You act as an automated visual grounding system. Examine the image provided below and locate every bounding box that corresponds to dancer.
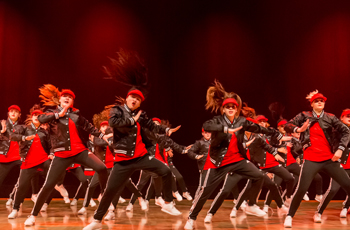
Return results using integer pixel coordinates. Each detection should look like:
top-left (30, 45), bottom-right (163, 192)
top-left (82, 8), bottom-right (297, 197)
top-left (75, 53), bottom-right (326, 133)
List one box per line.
top-left (316, 108), bottom-right (350, 218)
top-left (24, 85), bottom-right (109, 226)
top-left (83, 49), bottom-right (182, 230)
top-left (283, 90), bottom-right (350, 227)
top-left (184, 80), bottom-right (282, 229)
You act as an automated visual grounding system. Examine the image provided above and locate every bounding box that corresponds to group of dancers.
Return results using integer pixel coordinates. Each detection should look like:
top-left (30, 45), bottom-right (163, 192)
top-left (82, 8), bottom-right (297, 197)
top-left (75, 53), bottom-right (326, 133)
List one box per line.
top-left (1, 49), bottom-right (350, 229)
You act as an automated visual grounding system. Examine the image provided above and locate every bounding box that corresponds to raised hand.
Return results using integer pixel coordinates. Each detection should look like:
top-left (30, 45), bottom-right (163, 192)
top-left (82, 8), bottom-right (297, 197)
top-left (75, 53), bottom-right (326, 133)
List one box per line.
top-left (246, 137), bottom-right (256, 147)
top-left (1, 120), bottom-right (6, 133)
top-left (228, 126), bottom-right (243, 134)
top-left (167, 125), bottom-right (181, 136)
top-left (297, 119), bottom-right (310, 133)
top-left (132, 110), bottom-right (142, 122)
top-left (277, 147), bottom-right (288, 154)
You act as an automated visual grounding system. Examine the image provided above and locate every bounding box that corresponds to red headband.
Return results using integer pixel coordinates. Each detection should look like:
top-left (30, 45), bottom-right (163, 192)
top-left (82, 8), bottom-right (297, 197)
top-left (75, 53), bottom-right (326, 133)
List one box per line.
top-left (256, 115), bottom-right (268, 122)
top-left (61, 89), bottom-right (76, 99)
top-left (8, 105), bottom-right (21, 112)
top-left (222, 98), bottom-right (238, 107)
top-left (100, 121), bottom-right (109, 127)
top-left (310, 93), bottom-right (327, 104)
top-left (152, 118), bottom-right (161, 124)
top-left (341, 110), bottom-right (350, 117)
top-left (127, 89), bottom-right (145, 102)
top-left (277, 119), bottom-right (287, 127)
top-left (31, 110), bottom-right (43, 116)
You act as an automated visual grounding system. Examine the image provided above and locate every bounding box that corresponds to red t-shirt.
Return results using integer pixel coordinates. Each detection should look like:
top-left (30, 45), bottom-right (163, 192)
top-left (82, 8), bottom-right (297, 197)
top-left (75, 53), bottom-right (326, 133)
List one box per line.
top-left (260, 138), bottom-right (279, 169)
top-left (21, 135), bottom-right (49, 169)
top-left (55, 119), bottom-right (87, 158)
top-left (155, 144), bottom-right (168, 165)
top-left (304, 122), bottom-right (333, 162)
top-left (114, 122), bottom-right (148, 162)
top-left (67, 163), bottom-right (80, 171)
top-left (0, 141), bottom-right (21, 163)
top-left (204, 133), bottom-right (244, 169)
top-left (105, 147), bottom-right (114, 168)
top-left (286, 146), bottom-right (297, 166)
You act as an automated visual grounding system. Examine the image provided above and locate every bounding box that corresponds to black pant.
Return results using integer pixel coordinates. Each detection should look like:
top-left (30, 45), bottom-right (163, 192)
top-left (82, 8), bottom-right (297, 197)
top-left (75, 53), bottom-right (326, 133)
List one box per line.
top-left (194, 170), bottom-right (207, 200)
top-left (317, 169), bottom-right (350, 214)
top-left (189, 160), bottom-right (264, 220)
top-left (0, 160), bottom-right (21, 198)
top-left (145, 176), bottom-right (163, 201)
top-left (169, 164), bottom-right (188, 193)
top-left (110, 178), bottom-right (142, 209)
top-left (288, 159), bottom-right (350, 217)
top-left (68, 167), bottom-right (89, 200)
top-left (31, 150), bottom-right (108, 216)
top-left (94, 154), bottom-right (173, 220)
top-left (262, 165), bottom-right (294, 198)
top-left (207, 173), bottom-right (243, 215)
top-left (12, 160), bottom-right (52, 210)
top-left (129, 170), bottom-right (159, 205)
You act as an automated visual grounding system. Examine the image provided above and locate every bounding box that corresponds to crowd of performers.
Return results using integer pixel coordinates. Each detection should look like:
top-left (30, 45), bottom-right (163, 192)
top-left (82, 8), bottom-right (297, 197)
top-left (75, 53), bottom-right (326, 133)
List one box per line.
top-left (1, 49), bottom-right (350, 229)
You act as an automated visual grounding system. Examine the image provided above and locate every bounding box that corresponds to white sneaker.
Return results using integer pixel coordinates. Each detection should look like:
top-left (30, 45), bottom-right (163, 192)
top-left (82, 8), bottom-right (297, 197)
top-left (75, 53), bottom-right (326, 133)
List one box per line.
top-left (173, 192), bottom-right (183, 202)
top-left (97, 194), bottom-right (102, 202)
top-left (204, 213), bottom-right (213, 223)
top-left (240, 200), bottom-right (247, 211)
top-left (161, 202), bottom-right (182, 216)
top-left (41, 203), bottom-right (48, 212)
top-left (55, 184), bottom-right (69, 197)
top-left (90, 199), bottom-right (97, 207)
top-left (8, 210), bottom-right (18, 219)
top-left (183, 192), bottom-right (193, 201)
top-left (83, 219), bottom-right (102, 230)
top-left (315, 195), bottom-right (323, 202)
top-left (340, 208), bottom-right (348, 218)
top-left (184, 219), bottom-right (195, 230)
top-left (108, 204), bottom-right (115, 211)
top-left (104, 211), bottom-right (115, 221)
top-left (78, 207), bottom-right (87, 215)
top-left (70, 199), bottom-right (78, 206)
top-left (24, 215), bottom-right (36, 226)
top-left (277, 205), bottom-right (289, 214)
top-left (63, 196), bottom-right (70, 204)
top-left (230, 207), bottom-right (237, 218)
top-left (138, 197), bottom-right (148, 211)
top-left (118, 197), bottom-right (126, 204)
top-left (6, 198), bottom-right (13, 206)
top-left (284, 215), bottom-right (292, 228)
top-left (155, 197), bottom-right (165, 207)
top-left (245, 205), bottom-right (266, 217)
top-left (313, 213), bottom-right (322, 223)
top-left (284, 198), bottom-right (292, 207)
top-left (263, 205), bottom-right (269, 213)
top-left (126, 203), bottom-right (133, 212)
top-left (31, 194), bottom-right (38, 203)
top-left (303, 194), bottom-right (310, 201)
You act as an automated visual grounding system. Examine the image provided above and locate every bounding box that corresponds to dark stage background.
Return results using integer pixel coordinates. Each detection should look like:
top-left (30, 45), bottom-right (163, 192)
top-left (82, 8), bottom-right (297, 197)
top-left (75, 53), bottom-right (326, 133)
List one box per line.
top-left (0, 0), bottom-right (349, 200)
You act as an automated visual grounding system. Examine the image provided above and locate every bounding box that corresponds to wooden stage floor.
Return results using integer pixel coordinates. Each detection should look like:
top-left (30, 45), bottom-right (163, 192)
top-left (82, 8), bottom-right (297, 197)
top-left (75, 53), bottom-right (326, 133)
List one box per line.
top-left (0, 199), bottom-right (349, 229)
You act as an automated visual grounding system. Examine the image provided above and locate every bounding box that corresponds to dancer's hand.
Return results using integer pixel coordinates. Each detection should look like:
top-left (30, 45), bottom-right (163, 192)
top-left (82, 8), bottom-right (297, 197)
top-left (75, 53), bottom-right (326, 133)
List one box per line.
top-left (286, 142), bottom-right (293, 147)
top-left (132, 110), bottom-right (142, 122)
top-left (228, 126), bottom-right (243, 134)
top-left (246, 137), bottom-right (255, 147)
top-left (296, 157), bottom-right (301, 165)
top-left (196, 155), bottom-right (204, 160)
top-left (1, 120), bottom-right (6, 133)
top-left (48, 155), bottom-right (54, 160)
top-left (59, 103), bottom-right (71, 117)
top-left (332, 149), bottom-right (343, 162)
top-left (296, 119), bottom-right (309, 133)
top-left (281, 136), bottom-right (292, 142)
top-left (103, 134), bottom-right (113, 143)
top-left (274, 154), bottom-right (285, 162)
top-left (167, 125), bottom-right (181, 136)
top-left (277, 147), bottom-right (288, 154)
top-left (25, 135), bottom-right (36, 141)
top-left (182, 145), bottom-right (193, 154)
top-left (167, 149), bottom-right (174, 157)
top-left (267, 173), bottom-right (274, 179)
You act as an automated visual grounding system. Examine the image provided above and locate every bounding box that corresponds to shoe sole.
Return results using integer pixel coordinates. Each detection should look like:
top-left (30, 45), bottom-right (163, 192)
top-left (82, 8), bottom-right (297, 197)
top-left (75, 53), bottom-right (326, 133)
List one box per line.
top-left (161, 208), bottom-right (182, 216)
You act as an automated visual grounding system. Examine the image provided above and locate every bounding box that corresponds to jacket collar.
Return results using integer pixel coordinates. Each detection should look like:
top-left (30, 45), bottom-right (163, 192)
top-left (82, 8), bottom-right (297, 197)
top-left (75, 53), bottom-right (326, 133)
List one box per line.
top-left (57, 106), bottom-right (72, 113)
top-left (223, 114), bottom-right (235, 125)
top-left (31, 122), bottom-right (40, 131)
top-left (312, 110), bottom-right (324, 119)
top-left (124, 104), bottom-right (131, 113)
top-left (8, 118), bottom-right (17, 126)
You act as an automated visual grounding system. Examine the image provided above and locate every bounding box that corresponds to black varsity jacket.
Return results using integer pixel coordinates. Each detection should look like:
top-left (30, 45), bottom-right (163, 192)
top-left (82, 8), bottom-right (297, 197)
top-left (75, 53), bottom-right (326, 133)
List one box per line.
top-left (187, 138), bottom-right (210, 171)
top-left (0, 119), bottom-right (22, 156)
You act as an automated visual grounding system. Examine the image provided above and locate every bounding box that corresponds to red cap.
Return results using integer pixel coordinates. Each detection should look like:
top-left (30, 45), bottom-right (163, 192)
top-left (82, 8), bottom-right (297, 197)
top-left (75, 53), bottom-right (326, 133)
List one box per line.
top-left (277, 119), bottom-right (287, 127)
top-left (8, 105), bottom-right (21, 112)
top-left (310, 93), bottom-right (327, 103)
top-left (100, 121), bottom-right (109, 127)
top-left (222, 98), bottom-right (238, 107)
top-left (31, 110), bottom-right (43, 116)
top-left (152, 118), bottom-right (161, 124)
top-left (127, 89), bottom-right (145, 102)
top-left (256, 115), bottom-right (268, 122)
top-left (60, 89), bottom-right (76, 99)
top-left (341, 109), bottom-right (350, 117)
top-left (246, 117), bottom-right (258, 124)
